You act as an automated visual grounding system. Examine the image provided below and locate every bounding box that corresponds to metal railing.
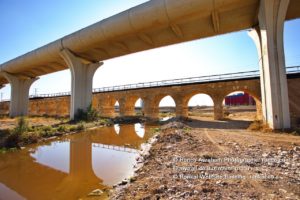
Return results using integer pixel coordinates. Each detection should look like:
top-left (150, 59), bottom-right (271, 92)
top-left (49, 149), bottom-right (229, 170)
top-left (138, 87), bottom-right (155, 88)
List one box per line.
top-left (3, 65), bottom-right (299, 100)
top-left (29, 92), bottom-right (71, 98)
top-left (92, 69), bottom-right (260, 93)
top-left (92, 143), bottom-right (138, 153)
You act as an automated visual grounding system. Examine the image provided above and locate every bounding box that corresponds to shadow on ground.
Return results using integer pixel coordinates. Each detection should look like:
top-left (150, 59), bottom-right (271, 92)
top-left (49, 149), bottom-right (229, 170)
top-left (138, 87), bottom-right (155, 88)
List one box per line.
top-left (186, 118), bottom-right (252, 130)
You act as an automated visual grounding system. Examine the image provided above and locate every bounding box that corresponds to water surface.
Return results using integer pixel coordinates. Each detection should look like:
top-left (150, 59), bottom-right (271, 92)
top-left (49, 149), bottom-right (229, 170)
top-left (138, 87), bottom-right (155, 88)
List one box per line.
top-left (0, 123), bottom-right (155, 200)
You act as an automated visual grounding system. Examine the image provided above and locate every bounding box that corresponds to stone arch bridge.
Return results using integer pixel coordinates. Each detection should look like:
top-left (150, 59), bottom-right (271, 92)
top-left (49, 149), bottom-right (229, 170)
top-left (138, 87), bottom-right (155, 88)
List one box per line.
top-left (1, 68), bottom-right (299, 125)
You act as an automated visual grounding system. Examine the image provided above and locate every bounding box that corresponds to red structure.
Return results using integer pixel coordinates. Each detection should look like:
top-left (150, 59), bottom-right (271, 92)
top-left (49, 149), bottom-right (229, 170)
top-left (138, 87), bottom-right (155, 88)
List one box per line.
top-left (225, 92), bottom-right (255, 106)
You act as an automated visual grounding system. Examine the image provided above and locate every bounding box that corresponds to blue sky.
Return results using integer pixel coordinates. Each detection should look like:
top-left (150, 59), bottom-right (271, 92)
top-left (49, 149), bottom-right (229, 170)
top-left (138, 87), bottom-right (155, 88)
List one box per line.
top-left (0, 0), bottom-right (299, 106)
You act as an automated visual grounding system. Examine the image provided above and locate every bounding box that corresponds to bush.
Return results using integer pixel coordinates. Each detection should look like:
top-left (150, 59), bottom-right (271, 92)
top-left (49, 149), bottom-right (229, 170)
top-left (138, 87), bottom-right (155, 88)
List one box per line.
top-left (76, 122), bottom-right (86, 131)
top-left (57, 125), bottom-right (69, 132)
top-left (4, 117), bottom-right (29, 148)
top-left (22, 132), bottom-right (39, 144)
top-left (74, 104), bottom-right (98, 122)
top-left (87, 104), bottom-right (98, 122)
top-left (4, 132), bottom-right (21, 148)
top-left (40, 126), bottom-right (56, 137)
top-left (74, 109), bottom-right (86, 121)
top-left (14, 117), bottom-right (29, 135)
top-left (69, 125), bottom-right (78, 132)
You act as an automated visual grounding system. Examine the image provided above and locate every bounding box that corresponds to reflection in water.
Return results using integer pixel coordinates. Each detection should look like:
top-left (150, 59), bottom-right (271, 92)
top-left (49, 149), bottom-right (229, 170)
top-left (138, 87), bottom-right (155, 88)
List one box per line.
top-left (114, 124), bottom-right (120, 134)
top-left (31, 140), bottom-right (70, 173)
top-left (0, 183), bottom-right (24, 200)
top-left (0, 123), bottom-right (156, 200)
top-left (161, 116), bottom-right (172, 121)
top-left (135, 123), bottom-right (145, 138)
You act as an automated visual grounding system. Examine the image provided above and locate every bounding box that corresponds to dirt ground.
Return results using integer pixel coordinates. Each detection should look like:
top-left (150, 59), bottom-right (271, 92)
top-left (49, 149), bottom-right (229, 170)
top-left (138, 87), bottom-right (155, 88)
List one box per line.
top-left (0, 116), bottom-right (64, 130)
top-left (111, 112), bottom-right (300, 199)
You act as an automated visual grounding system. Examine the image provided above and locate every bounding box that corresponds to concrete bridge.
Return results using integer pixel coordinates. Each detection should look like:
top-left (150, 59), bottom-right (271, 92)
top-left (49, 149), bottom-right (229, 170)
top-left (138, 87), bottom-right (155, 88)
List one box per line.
top-left (1, 67), bottom-right (300, 126)
top-left (0, 0), bottom-right (300, 129)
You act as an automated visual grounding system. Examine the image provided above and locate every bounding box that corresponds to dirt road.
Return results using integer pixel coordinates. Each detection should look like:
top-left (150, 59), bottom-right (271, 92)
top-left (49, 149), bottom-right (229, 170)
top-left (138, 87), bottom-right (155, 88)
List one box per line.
top-left (112, 116), bottom-right (300, 200)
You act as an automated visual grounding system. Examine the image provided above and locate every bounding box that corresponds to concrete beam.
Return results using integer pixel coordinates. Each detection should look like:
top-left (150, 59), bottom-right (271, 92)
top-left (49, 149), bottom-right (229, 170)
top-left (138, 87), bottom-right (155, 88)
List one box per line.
top-left (170, 24), bottom-right (184, 38)
top-left (138, 34), bottom-right (154, 46)
top-left (60, 49), bottom-right (103, 120)
top-left (211, 11), bottom-right (220, 33)
top-left (0, 72), bottom-right (38, 117)
top-left (248, 0), bottom-right (290, 129)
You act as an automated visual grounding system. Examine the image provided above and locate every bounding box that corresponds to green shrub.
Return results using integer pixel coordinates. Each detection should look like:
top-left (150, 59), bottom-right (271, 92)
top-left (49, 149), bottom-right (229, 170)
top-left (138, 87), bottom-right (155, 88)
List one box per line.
top-left (4, 117), bottom-right (28, 148)
top-left (22, 132), bottom-right (39, 144)
top-left (152, 127), bottom-right (161, 133)
top-left (74, 108), bottom-right (86, 121)
top-left (74, 104), bottom-right (98, 122)
top-left (99, 118), bottom-right (113, 125)
top-left (4, 132), bottom-right (21, 148)
top-left (87, 104), bottom-right (98, 122)
top-left (69, 125), bottom-right (77, 132)
top-left (40, 126), bottom-right (56, 137)
top-left (14, 117), bottom-right (28, 135)
top-left (76, 122), bottom-right (86, 131)
top-left (57, 125), bottom-right (68, 132)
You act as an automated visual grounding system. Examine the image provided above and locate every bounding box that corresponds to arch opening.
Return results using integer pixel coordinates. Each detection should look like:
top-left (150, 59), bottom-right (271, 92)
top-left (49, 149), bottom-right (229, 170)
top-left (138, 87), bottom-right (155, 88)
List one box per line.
top-left (134, 98), bottom-right (144, 116)
top-left (187, 93), bottom-right (214, 119)
top-left (114, 101), bottom-right (120, 116)
top-left (134, 123), bottom-right (145, 138)
top-left (222, 91), bottom-right (260, 121)
top-left (158, 95), bottom-right (176, 120)
top-left (114, 124), bottom-right (120, 134)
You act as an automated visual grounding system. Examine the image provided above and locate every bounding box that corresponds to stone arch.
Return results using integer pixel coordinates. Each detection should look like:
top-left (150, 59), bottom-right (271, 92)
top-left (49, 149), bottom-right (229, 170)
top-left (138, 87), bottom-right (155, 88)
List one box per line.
top-left (222, 89), bottom-right (262, 120)
top-left (114, 100), bottom-right (120, 116)
top-left (134, 98), bottom-right (144, 116)
top-left (171, 91), bottom-right (214, 119)
top-left (185, 92), bottom-right (214, 119)
top-left (134, 123), bottom-right (145, 138)
top-left (97, 95), bottom-right (118, 118)
top-left (143, 94), bottom-right (176, 120)
top-left (119, 95), bottom-right (141, 117)
top-left (114, 124), bottom-right (120, 134)
top-left (159, 95), bottom-right (176, 119)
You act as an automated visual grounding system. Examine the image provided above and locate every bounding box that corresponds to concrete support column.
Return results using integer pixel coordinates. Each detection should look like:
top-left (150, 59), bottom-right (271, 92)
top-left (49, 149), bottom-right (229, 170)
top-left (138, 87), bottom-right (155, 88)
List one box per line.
top-left (1, 72), bottom-right (38, 117)
top-left (213, 98), bottom-right (223, 120)
top-left (60, 49), bottom-right (103, 120)
top-left (248, 0), bottom-right (290, 129)
top-left (69, 136), bottom-right (96, 179)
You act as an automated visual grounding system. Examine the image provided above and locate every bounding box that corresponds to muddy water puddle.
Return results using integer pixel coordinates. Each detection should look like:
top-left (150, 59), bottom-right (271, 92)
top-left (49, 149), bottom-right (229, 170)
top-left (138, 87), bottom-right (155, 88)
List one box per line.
top-left (0, 123), bottom-right (156, 200)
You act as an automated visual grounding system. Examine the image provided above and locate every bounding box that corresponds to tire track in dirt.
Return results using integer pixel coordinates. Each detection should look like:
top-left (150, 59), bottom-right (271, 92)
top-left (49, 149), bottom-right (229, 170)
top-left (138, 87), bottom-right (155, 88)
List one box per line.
top-left (202, 128), bottom-right (275, 198)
